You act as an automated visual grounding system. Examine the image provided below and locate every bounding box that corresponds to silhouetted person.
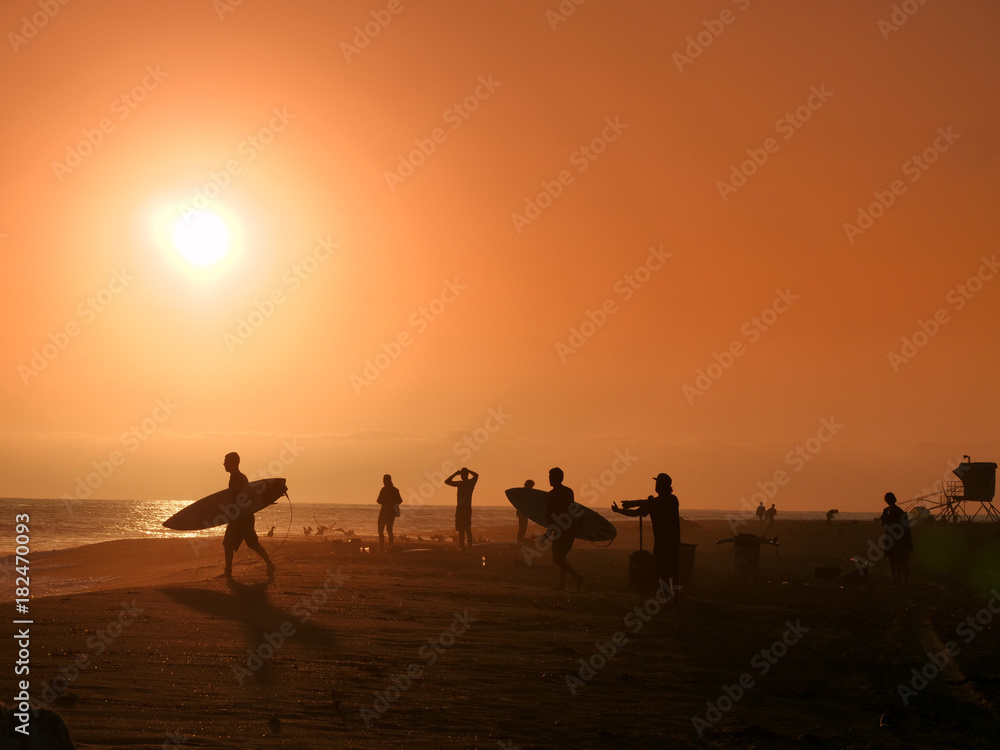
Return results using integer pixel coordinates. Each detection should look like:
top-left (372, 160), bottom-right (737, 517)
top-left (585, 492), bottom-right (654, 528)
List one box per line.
top-left (266, 525), bottom-right (276, 537)
top-left (446, 467), bottom-right (479, 551)
top-left (756, 501), bottom-right (765, 523)
top-left (547, 467), bottom-right (583, 591)
top-left (764, 503), bottom-right (777, 531)
top-left (2, 702), bottom-right (75, 748)
top-left (377, 474), bottom-right (402, 551)
top-left (826, 508), bottom-right (839, 523)
top-left (880, 492), bottom-right (913, 584)
top-left (222, 452), bottom-right (274, 579)
top-left (516, 478), bottom-right (535, 544)
top-left (613, 473), bottom-right (680, 599)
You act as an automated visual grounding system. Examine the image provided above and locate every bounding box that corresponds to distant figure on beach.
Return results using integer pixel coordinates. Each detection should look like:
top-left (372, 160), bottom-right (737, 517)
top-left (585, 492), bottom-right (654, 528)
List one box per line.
top-left (222, 452), bottom-right (275, 579)
top-left (547, 467), bottom-right (583, 591)
top-left (613, 473), bottom-right (681, 599)
top-left (446, 467), bottom-right (479, 551)
top-left (756, 501), bottom-right (765, 523)
top-left (376, 474), bottom-right (402, 552)
top-left (516, 479), bottom-right (534, 544)
top-left (880, 492), bottom-right (913, 584)
top-left (764, 503), bottom-right (777, 531)
top-left (826, 509), bottom-right (839, 523)
top-left (266, 525), bottom-right (276, 537)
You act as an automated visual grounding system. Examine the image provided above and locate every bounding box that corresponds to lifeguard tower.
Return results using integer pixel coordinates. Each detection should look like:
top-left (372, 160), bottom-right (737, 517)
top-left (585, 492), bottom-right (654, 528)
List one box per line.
top-left (907, 457), bottom-right (999, 522)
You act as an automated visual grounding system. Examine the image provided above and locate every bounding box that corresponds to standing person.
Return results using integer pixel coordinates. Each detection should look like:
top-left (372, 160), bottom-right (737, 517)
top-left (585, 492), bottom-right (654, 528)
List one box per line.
top-left (445, 467), bottom-right (479, 551)
top-left (612, 473), bottom-right (681, 599)
top-left (222, 452), bottom-right (275, 579)
top-left (546, 467), bottom-right (583, 591)
top-left (880, 492), bottom-right (913, 584)
top-left (756, 501), bottom-right (766, 523)
top-left (516, 479), bottom-right (534, 544)
top-left (376, 474), bottom-right (402, 552)
top-left (764, 503), bottom-right (777, 531)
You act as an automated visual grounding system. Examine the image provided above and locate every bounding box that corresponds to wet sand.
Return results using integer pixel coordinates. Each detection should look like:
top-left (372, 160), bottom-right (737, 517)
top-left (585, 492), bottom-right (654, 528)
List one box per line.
top-left (4, 518), bottom-right (1000, 749)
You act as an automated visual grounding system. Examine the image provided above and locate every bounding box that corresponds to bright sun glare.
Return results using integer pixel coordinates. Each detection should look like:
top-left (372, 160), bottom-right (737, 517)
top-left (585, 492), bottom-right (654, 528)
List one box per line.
top-left (172, 211), bottom-right (231, 266)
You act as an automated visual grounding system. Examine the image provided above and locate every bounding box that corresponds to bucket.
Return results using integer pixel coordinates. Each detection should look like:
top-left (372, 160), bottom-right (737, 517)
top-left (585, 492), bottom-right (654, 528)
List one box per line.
top-left (733, 539), bottom-right (761, 580)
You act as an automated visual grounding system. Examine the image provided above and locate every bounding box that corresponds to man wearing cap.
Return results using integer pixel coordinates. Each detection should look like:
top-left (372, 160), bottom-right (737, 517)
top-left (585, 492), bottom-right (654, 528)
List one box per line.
top-left (612, 473), bottom-right (680, 600)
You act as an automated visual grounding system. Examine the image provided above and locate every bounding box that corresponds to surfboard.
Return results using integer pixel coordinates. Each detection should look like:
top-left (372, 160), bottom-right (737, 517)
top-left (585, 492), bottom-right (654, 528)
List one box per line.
top-left (504, 487), bottom-right (617, 543)
top-left (163, 478), bottom-right (288, 530)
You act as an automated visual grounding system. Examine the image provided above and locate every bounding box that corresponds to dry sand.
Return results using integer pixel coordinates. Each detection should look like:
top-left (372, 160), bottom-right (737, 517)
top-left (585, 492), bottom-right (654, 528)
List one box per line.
top-left (4, 517), bottom-right (1000, 749)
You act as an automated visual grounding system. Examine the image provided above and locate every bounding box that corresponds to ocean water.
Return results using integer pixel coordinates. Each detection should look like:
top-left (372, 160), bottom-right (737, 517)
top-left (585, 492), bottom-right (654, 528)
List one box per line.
top-left (0, 498), bottom-right (878, 557)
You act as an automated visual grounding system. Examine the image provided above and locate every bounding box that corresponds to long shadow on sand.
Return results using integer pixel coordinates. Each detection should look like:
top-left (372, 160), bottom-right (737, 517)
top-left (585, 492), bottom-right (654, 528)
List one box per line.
top-left (158, 580), bottom-right (339, 651)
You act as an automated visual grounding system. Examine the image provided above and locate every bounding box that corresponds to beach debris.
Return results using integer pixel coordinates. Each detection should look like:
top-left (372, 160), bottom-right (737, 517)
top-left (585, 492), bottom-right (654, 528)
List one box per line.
top-left (268, 714), bottom-right (281, 734)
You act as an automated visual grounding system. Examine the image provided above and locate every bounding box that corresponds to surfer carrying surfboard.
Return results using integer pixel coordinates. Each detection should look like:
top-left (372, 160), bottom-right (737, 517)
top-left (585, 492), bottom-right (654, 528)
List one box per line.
top-left (222, 452), bottom-right (275, 579)
top-left (445, 467), bottom-right (479, 552)
top-left (547, 467), bottom-right (584, 591)
top-left (612, 473), bottom-right (680, 600)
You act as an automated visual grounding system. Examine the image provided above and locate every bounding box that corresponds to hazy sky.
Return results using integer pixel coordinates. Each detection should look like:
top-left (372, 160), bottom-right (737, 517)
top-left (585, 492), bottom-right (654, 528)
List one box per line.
top-left (2, 0), bottom-right (998, 512)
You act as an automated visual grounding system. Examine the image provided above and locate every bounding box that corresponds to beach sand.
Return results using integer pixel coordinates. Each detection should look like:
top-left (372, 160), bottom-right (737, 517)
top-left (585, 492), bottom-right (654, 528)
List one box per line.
top-left (4, 517), bottom-right (1000, 749)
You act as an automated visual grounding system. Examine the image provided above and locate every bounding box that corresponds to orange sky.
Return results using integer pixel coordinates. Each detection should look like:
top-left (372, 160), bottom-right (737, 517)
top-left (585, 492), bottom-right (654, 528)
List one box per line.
top-left (1, 0), bottom-right (998, 512)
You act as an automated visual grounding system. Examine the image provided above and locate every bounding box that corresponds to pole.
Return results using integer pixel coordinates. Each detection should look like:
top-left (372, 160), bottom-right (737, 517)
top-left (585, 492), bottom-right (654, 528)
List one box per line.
top-left (638, 513), bottom-right (644, 605)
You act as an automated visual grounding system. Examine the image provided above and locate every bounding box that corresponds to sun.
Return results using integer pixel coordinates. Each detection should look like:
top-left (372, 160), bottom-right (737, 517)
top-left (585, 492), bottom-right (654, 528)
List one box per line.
top-left (172, 210), bottom-right (231, 266)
